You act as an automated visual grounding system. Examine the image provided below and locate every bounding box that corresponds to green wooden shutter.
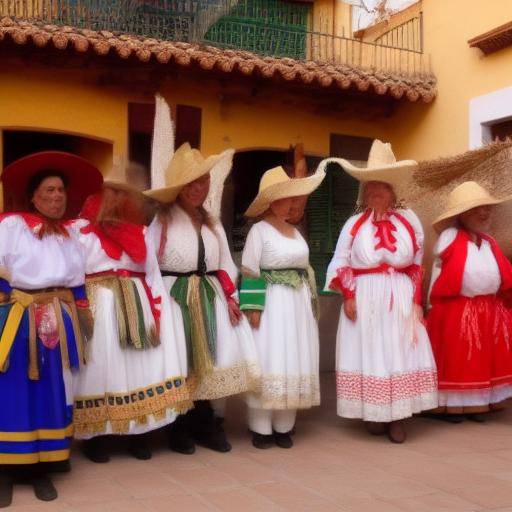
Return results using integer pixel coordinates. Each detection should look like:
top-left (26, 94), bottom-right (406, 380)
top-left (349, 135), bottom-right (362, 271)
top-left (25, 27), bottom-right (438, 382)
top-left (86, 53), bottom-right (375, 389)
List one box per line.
top-left (204, 0), bottom-right (311, 59)
top-left (306, 162), bottom-right (358, 292)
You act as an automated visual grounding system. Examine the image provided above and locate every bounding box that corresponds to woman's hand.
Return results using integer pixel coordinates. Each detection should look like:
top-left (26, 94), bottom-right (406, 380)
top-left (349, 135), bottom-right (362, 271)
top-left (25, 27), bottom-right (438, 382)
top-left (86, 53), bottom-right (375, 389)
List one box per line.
top-left (227, 298), bottom-right (242, 327)
top-left (414, 304), bottom-right (426, 326)
top-left (244, 310), bottom-right (262, 329)
top-left (344, 298), bottom-right (357, 322)
top-left (0, 292), bottom-right (10, 304)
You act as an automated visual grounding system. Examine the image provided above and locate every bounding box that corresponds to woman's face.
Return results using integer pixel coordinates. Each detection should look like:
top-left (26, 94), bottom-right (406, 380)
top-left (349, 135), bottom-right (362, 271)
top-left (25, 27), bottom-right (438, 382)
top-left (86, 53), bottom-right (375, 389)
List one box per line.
top-left (363, 181), bottom-right (395, 211)
top-left (32, 176), bottom-right (67, 219)
top-left (269, 197), bottom-right (295, 220)
top-left (459, 205), bottom-right (493, 234)
top-left (178, 174), bottom-right (211, 209)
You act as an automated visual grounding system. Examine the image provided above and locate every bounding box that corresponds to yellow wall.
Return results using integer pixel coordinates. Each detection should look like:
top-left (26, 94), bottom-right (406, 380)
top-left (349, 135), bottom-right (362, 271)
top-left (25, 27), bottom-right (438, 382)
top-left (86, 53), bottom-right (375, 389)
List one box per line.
top-left (380, 0), bottom-right (512, 161)
top-left (0, 61), bottom-right (397, 169)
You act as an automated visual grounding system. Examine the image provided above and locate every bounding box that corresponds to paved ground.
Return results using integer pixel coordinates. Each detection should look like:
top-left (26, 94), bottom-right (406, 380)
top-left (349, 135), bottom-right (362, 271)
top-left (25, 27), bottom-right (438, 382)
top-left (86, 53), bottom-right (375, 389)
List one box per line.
top-left (8, 373), bottom-right (512, 511)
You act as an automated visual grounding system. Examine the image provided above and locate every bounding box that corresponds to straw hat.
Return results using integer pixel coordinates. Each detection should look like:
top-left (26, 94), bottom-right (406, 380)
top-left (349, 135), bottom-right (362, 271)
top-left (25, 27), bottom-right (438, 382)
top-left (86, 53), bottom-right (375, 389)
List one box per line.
top-left (333, 139), bottom-right (417, 187)
top-left (432, 181), bottom-right (509, 232)
top-left (144, 143), bottom-right (224, 203)
top-left (245, 165), bottom-right (325, 218)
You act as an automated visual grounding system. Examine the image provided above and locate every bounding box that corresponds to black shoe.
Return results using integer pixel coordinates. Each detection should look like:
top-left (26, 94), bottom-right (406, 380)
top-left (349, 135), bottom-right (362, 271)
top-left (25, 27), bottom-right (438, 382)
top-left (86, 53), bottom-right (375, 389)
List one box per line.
top-left (422, 412), bottom-right (464, 423)
top-left (466, 413), bottom-right (486, 423)
top-left (251, 431), bottom-right (274, 449)
top-left (83, 437), bottom-right (110, 463)
top-left (168, 420), bottom-right (196, 455)
top-left (167, 416), bottom-right (196, 455)
top-left (31, 474), bottom-right (57, 502)
top-left (0, 473), bottom-right (13, 508)
top-left (196, 429), bottom-right (232, 453)
top-left (128, 435), bottom-right (152, 460)
top-left (274, 431), bottom-right (293, 449)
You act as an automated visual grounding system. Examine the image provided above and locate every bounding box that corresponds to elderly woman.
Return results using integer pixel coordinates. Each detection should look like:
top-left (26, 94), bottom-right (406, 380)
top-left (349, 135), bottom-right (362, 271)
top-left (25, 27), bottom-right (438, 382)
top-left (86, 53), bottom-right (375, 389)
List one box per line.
top-left (240, 165), bottom-right (324, 449)
top-left (428, 181), bottom-right (512, 422)
top-left (145, 143), bottom-right (259, 454)
top-left (72, 181), bottom-right (191, 463)
top-left (324, 140), bottom-right (438, 443)
top-left (0, 152), bottom-right (101, 505)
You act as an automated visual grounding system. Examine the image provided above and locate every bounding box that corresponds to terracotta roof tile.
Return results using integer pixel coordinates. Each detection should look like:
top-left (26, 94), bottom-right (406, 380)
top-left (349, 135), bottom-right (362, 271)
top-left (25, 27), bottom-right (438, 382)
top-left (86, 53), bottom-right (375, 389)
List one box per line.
top-left (0, 16), bottom-right (436, 102)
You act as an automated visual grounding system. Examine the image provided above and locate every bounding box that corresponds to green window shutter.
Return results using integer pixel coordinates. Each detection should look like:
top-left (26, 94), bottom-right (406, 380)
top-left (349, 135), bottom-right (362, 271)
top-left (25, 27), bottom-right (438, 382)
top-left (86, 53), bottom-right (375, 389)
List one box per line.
top-left (204, 0), bottom-right (311, 59)
top-left (306, 162), bottom-right (359, 293)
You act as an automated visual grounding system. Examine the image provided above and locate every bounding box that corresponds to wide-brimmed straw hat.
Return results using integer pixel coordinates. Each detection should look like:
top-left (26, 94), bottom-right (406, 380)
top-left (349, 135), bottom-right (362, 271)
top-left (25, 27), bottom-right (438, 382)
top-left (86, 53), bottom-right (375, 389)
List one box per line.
top-left (332, 139), bottom-right (417, 187)
top-left (144, 143), bottom-right (224, 203)
top-left (1, 151), bottom-right (103, 218)
top-left (432, 180), bottom-right (510, 232)
top-left (245, 165), bottom-right (325, 218)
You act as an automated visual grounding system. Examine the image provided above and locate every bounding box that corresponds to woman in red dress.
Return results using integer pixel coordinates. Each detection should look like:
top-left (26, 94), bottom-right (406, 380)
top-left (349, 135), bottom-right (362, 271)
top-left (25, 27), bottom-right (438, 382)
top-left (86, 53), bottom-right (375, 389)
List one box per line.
top-left (428, 181), bottom-right (512, 422)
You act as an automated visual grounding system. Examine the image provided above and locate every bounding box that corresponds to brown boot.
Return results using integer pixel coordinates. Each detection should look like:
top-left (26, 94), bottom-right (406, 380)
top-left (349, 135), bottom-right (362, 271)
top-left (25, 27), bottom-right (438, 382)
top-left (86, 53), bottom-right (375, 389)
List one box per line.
top-left (365, 422), bottom-right (387, 436)
top-left (388, 420), bottom-right (407, 444)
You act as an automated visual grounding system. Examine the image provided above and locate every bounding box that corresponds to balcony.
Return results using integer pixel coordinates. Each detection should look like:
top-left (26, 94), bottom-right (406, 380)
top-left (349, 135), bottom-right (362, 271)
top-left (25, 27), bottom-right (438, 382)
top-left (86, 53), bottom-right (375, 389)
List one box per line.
top-left (0, 0), bottom-right (432, 79)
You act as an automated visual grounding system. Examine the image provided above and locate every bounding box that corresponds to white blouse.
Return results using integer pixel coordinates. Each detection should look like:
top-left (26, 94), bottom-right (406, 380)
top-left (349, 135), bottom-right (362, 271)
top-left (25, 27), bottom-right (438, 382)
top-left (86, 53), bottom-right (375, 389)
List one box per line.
top-left (325, 208), bottom-right (424, 289)
top-left (146, 204), bottom-right (238, 283)
top-left (242, 221), bottom-right (309, 277)
top-left (72, 219), bottom-right (164, 297)
top-left (0, 214), bottom-right (85, 289)
top-left (429, 227), bottom-right (501, 298)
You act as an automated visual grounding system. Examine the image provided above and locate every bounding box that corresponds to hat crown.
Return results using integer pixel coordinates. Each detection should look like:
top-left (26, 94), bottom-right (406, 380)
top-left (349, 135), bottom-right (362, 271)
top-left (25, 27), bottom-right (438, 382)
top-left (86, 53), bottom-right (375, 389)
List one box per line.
top-left (165, 143), bottom-right (206, 186)
top-left (367, 140), bottom-right (397, 168)
top-left (447, 181), bottom-right (494, 209)
top-left (258, 166), bottom-right (290, 193)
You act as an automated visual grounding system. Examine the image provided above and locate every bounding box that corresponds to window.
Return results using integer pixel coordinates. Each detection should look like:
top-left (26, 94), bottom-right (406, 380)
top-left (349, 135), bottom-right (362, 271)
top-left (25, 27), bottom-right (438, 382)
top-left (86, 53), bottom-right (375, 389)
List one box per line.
top-left (175, 105), bottom-right (202, 150)
top-left (128, 102), bottom-right (155, 190)
top-left (306, 134), bottom-right (372, 291)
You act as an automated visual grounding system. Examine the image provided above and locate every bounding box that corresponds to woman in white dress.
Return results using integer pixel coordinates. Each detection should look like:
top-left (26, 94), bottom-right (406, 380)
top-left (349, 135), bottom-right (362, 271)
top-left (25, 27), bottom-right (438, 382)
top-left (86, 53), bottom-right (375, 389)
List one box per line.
top-left (145, 143), bottom-right (259, 453)
top-left (73, 183), bottom-right (191, 462)
top-left (240, 165), bottom-right (325, 449)
top-left (323, 140), bottom-right (438, 443)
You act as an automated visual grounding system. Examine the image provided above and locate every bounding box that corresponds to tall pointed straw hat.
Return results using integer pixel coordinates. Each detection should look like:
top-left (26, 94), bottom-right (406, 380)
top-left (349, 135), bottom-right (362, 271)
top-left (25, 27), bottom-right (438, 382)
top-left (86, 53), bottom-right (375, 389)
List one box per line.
top-left (245, 165), bottom-right (325, 218)
top-left (330, 139), bottom-right (417, 187)
top-left (144, 143), bottom-right (224, 203)
top-left (432, 180), bottom-right (510, 232)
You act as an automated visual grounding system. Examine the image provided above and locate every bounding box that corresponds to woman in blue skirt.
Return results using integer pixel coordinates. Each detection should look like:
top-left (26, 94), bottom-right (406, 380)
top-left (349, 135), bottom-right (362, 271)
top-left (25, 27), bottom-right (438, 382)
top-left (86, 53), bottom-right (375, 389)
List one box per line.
top-left (0, 151), bottom-right (100, 506)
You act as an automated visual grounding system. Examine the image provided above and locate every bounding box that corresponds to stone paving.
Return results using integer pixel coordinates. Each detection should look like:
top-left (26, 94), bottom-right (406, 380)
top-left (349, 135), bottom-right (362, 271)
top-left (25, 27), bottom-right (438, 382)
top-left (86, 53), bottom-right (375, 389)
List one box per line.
top-left (9, 373), bottom-right (512, 511)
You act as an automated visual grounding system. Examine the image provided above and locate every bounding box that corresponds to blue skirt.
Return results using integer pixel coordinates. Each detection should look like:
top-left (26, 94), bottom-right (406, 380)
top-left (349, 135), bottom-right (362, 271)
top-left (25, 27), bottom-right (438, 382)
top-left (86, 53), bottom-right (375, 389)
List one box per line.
top-left (0, 304), bottom-right (79, 465)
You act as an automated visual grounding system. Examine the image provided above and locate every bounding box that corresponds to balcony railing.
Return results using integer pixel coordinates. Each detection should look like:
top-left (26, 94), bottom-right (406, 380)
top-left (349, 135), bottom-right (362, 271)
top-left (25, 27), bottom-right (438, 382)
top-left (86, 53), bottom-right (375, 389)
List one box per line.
top-left (0, 0), bottom-right (432, 77)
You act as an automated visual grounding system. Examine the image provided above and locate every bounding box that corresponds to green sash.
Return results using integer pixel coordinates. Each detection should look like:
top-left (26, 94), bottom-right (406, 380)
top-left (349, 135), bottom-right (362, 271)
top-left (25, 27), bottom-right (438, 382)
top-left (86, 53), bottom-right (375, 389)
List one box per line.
top-left (240, 268), bottom-right (318, 317)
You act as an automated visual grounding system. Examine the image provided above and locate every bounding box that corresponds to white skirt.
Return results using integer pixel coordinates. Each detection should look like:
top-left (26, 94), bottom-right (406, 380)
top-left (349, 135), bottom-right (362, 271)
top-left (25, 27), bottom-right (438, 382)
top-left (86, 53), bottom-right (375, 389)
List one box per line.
top-left (73, 277), bottom-right (190, 439)
top-left (163, 275), bottom-right (260, 400)
top-left (336, 272), bottom-right (438, 422)
top-left (246, 282), bottom-right (320, 410)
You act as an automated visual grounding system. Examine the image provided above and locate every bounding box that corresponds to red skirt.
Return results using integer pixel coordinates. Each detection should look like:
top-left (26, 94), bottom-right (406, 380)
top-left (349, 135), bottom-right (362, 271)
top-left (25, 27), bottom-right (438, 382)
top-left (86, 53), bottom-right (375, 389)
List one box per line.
top-left (428, 295), bottom-right (512, 411)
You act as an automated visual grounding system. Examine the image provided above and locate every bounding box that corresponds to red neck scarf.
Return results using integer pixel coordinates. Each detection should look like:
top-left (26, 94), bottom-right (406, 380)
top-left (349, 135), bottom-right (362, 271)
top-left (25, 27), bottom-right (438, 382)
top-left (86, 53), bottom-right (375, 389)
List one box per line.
top-left (0, 212), bottom-right (70, 239)
top-left (350, 209), bottom-right (419, 254)
top-left (80, 193), bottom-right (146, 264)
top-left (431, 228), bottom-right (512, 300)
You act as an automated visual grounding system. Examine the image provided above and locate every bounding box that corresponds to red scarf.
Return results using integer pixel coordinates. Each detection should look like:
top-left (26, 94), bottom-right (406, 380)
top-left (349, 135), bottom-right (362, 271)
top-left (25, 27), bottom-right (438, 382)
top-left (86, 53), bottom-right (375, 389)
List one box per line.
top-left (350, 209), bottom-right (419, 254)
top-left (0, 212), bottom-right (70, 238)
top-left (80, 193), bottom-right (146, 264)
top-left (431, 229), bottom-right (512, 300)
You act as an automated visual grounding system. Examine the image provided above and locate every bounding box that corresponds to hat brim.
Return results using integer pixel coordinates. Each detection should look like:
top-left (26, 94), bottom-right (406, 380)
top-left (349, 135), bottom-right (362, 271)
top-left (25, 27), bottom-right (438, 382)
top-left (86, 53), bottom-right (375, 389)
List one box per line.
top-left (334, 158), bottom-right (418, 186)
top-left (143, 154), bottom-right (222, 203)
top-left (2, 151), bottom-right (103, 218)
top-left (432, 195), bottom-right (510, 232)
top-left (245, 171), bottom-right (325, 218)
